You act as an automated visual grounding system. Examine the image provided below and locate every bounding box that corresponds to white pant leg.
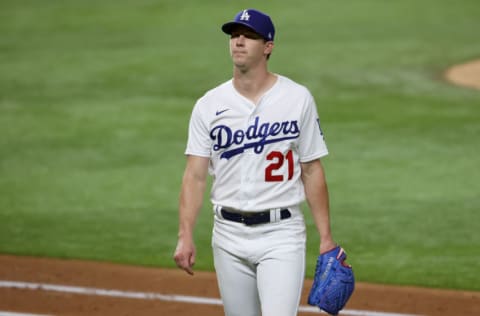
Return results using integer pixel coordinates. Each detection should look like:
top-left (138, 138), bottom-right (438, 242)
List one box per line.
top-left (213, 245), bottom-right (261, 316)
top-left (256, 244), bottom-right (306, 316)
top-left (212, 206), bottom-right (305, 316)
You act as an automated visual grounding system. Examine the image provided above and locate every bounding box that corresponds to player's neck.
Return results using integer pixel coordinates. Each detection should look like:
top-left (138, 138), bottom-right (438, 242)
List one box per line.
top-left (232, 68), bottom-right (277, 105)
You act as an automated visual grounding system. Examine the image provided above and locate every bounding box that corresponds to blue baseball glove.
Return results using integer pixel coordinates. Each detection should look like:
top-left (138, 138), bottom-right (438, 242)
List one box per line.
top-left (307, 246), bottom-right (355, 315)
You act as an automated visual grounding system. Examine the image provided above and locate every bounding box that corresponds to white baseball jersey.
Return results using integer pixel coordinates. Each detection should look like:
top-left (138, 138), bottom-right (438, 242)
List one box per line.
top-left (185, 75), bottom-right (328, 211)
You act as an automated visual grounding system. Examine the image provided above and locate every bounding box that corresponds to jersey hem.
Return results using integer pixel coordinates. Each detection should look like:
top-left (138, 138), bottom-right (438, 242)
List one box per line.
top-left (211, 200), bottom-right (306, 212)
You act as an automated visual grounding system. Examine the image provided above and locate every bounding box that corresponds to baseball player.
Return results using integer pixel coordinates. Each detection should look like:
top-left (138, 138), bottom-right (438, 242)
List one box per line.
top-left (174, 8), bottom-right (337, 316)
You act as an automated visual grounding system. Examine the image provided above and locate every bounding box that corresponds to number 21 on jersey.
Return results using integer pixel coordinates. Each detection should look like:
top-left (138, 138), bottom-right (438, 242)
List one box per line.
top-left (265, 150), bottom-right (294, 182)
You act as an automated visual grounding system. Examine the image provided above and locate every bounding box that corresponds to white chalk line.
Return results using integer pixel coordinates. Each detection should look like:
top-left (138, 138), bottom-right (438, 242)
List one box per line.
top-left (0, 280), bottom-right (421, 316)
top-left (0, 313), bottom-right (51, 316)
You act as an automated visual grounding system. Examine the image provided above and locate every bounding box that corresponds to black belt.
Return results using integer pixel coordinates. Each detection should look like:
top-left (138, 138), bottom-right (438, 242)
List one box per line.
top-left (220, 208), bottom-right (291, 226)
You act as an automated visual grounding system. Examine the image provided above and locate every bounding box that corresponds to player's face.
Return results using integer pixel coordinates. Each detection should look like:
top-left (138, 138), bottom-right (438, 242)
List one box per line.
top-left (229, 26), bottom-right (273, 68)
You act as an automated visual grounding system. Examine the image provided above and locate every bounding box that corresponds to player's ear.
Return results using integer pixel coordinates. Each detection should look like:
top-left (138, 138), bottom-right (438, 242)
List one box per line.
top-left (264, 41), bottom-right (274, 57)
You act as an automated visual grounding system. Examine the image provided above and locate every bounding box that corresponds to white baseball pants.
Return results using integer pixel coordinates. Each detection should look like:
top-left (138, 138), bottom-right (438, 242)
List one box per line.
top-left (212, 205), bottom-right (306, 316)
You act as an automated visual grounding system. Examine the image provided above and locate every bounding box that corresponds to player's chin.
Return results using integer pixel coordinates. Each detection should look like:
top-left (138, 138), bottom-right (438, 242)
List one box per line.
top-left (232, 59), bottom-right (248, 69)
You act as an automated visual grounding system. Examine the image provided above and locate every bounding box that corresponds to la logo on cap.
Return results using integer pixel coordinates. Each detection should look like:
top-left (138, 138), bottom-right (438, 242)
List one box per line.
top-left (240, 10), bottom-right (250, 21)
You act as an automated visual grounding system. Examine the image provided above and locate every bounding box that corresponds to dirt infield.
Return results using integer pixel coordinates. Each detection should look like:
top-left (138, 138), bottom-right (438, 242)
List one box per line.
top-left (0, 255), bottom-right (479, 316)
top-left (444, 59), bottom-right (480, 90)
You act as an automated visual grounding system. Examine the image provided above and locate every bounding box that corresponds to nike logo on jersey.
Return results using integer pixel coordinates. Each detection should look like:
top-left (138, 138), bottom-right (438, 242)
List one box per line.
top-left (216, 109), bottom-right (230, 116)
top-left (210, 116), bottom-right (300, 159)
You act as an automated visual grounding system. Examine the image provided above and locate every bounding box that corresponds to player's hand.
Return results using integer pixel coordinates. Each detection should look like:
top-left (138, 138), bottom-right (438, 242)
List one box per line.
top-left (173, 237), bottom-right (196, 275)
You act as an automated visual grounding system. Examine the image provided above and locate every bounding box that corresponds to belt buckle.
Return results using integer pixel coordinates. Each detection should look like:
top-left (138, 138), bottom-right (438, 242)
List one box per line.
top-left (243, 213), bottom-right (253, 225)
top-left (243, 212), bottom-right (258, 226)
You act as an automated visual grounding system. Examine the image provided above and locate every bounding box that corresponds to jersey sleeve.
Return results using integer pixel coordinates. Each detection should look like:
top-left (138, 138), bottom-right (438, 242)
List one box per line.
top-left (297, 92), bottom-right (328, 162)
top-left (185, 99), bottom-right (211, 157)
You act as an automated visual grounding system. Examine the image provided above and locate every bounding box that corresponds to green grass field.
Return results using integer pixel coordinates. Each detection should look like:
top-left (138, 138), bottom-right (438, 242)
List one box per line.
top-left (1, 0), bottom-right (479, 291)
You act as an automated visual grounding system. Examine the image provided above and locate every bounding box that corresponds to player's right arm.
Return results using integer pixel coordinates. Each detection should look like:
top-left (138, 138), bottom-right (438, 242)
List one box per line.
top-left (173, 155), bottom-right (210, 275)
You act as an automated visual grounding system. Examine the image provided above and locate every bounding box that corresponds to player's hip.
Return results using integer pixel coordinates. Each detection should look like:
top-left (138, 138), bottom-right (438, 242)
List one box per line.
top-left (212, 205), bottom-right (306, 252)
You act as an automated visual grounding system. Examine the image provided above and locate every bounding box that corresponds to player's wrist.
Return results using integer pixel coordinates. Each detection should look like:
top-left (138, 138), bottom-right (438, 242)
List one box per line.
top-left (319, 238), bottom-right (336, 254)
top-left (177, 229), bottom-right (194, 240)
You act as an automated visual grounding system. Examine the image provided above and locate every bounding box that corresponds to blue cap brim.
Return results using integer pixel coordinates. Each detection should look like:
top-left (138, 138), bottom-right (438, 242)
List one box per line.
top-left (221, 22), bottom-right (267, 40)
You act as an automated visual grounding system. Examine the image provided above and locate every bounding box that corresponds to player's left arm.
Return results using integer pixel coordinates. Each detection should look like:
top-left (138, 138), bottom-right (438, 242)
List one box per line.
top-left (300, 159), bottom-right (337, 254)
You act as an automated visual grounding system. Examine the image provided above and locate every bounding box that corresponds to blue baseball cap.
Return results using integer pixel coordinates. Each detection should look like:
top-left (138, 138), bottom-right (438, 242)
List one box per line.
top-left (222, 9), bottom-right (275, 41)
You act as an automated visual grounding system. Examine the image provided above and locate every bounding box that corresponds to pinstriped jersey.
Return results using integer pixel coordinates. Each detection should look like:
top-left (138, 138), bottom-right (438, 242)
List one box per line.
top-left (185, 75), bottom-right (328, 211)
